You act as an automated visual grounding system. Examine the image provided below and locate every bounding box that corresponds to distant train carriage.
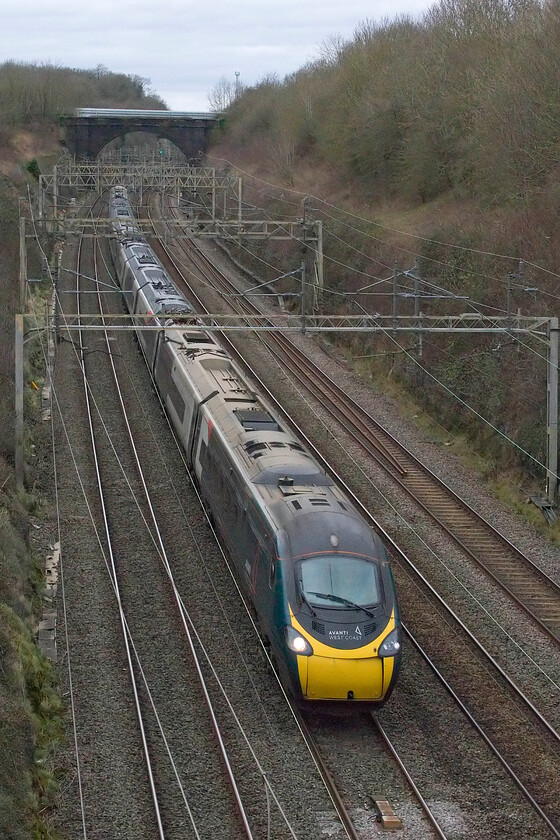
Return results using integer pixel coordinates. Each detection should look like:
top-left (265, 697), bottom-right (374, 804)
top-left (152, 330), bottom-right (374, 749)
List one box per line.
top-left (107, 189), bottom-right (141, 243)
top-left (107, 187), bottom-right (402, 704)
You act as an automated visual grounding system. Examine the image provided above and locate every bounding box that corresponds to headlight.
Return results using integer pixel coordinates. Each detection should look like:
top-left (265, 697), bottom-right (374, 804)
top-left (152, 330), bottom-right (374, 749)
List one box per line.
top-left (378, 627), bottom-right (401, 657)
top-left (285, 626), bottom-right (313, 656)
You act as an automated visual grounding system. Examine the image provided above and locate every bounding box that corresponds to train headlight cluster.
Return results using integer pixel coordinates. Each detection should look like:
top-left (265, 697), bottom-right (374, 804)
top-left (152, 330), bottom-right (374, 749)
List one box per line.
top-left (378, 628), bottom-right (401, 657)
top-left (285, 626), bottom-right (314, 656)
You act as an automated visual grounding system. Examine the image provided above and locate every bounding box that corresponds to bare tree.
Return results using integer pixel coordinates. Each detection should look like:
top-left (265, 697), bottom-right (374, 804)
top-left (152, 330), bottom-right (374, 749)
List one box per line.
top-left (208, 75), bottom-right (243, 112)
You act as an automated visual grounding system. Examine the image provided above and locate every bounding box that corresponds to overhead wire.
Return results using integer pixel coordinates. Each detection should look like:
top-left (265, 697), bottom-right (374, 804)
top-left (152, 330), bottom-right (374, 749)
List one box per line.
top-left (209, 154), bottom-right (560, 282)
top-left (341, 275), bottom-right (557, 477)
top-left (222, 180), bottom-right (515, 316)
top-left (152, 186), bottom-right (559, 528)
top-left (210, 154), bottom-right (560, 315)
top-left (206, 163), bottom-right (558, 451)
top-left (48, 175), bottom-right (560, 474)
top-left (248, 184), bottom-right (544, 317)
top-left (375, 325), bottom-right (557, 477)
top-left (208, 216), bottom-right (556, 445)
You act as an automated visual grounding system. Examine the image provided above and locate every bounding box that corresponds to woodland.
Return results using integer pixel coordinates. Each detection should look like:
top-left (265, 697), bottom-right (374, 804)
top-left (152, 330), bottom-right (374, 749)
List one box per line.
top-left (210, 0), bottom-right (560, 489)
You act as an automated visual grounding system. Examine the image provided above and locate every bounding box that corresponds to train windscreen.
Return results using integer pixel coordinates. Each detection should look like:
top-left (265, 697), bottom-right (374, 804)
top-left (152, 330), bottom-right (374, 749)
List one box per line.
top-left (298, 555), bottom-right (381, 608)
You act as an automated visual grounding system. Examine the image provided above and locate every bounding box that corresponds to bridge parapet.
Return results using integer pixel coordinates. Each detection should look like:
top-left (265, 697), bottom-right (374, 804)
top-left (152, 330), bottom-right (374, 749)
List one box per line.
top-left (60, 108), bottom-right (219, 159)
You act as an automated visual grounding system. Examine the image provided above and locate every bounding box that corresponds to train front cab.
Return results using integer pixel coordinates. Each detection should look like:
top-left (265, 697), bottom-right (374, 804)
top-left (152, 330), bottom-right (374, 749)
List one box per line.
top-left (286, 609), bottom-right (400, 702)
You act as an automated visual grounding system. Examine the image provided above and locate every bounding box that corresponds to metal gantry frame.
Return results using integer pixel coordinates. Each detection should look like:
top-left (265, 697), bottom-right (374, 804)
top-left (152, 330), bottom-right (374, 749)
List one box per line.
top-left (39, 158), bottom-right (240, 216)
top-left (15, 314), bottom-right (559, 505)
top-left (18, 159), bottom-right (560, 504)
top-left (38, 157), bottom-right (325, 302)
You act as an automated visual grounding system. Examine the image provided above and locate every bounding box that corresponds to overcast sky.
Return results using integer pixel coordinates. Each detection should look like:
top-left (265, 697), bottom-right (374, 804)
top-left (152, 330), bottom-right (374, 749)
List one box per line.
top-left (2, 0), bottom-right (435, 112)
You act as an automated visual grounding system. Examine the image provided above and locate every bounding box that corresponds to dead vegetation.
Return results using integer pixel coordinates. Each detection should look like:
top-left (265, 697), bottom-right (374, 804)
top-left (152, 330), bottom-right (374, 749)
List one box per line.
top-left (208, 0), bottom-right (560, 496)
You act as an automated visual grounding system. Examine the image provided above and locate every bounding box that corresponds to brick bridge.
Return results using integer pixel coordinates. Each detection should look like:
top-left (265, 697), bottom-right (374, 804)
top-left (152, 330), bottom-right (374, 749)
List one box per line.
top-left (60, 108), bottom-right (219, 159)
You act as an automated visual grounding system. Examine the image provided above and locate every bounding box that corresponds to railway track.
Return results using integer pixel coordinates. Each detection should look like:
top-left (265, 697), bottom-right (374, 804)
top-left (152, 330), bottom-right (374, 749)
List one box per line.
top-left (76, 225), bottom-right (170, 840)
top-left (144, 196), bottom-right (560, 838)
top-left (76, 213), bottom-right (260, 838)
top-left (293, 700), bottom-right (457, 840)
top-left (59, 199), bottom-right (448, 840)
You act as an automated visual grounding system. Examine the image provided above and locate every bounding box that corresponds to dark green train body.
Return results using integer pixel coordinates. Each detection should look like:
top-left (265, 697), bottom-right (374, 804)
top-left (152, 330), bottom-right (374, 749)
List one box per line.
top-left (109, 187), bottom-right (402, 704)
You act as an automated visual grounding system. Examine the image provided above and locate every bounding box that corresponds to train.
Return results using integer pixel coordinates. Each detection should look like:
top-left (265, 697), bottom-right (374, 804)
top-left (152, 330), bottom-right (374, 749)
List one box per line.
top-left (107, 186), bottom-right (402, 704)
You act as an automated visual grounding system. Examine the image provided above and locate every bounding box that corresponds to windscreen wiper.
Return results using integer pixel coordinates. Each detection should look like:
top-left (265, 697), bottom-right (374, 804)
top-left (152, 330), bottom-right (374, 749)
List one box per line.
top-left (299, 590), bottom-right (317, 617)
top-left (307, 591), bottom-right (376, 618)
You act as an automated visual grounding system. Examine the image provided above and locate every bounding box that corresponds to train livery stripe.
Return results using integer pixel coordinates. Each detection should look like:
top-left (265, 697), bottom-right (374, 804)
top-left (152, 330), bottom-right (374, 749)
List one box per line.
top-left (289, 607), bottom-right (396, 659)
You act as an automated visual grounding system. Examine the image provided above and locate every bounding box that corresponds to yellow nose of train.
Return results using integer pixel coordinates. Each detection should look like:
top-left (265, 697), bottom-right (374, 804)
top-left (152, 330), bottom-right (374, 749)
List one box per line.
top-left (290, 613), bottom-right (398, 702)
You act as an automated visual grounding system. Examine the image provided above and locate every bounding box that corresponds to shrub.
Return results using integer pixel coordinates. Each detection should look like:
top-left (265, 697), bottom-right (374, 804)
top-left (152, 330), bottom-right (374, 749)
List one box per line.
top-left (25, 160), bottom-right (40, 180)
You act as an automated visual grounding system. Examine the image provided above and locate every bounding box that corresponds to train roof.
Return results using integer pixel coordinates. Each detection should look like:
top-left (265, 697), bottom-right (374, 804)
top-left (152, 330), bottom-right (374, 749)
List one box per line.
top-left (122, 244), bottom-right (161, 266)
top-left (172, 338), bottom-right (336, 486)
top-left (75, 108), bottom-right (216, 120)
top-left (137, 268), bottom-right (191, 310)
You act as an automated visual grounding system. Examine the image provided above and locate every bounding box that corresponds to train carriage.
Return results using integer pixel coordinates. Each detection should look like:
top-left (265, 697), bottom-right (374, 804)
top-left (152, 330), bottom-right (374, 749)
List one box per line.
top-left (108, 186), bottom-right (402, 704)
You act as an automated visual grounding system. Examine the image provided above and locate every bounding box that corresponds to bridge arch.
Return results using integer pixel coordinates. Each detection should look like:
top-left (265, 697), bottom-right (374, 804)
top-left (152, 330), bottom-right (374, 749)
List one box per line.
top-left (60, 108), bottom-right (219, 160)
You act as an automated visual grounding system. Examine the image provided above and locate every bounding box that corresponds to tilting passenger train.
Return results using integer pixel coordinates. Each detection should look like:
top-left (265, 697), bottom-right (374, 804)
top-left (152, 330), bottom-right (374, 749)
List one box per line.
top-left (107, 187), bottom-right (402, 704)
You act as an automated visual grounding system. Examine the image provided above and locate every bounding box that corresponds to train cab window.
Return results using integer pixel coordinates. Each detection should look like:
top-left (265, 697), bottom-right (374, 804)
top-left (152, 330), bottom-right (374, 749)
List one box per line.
top-left (298, 555), bottom-right (381, 608)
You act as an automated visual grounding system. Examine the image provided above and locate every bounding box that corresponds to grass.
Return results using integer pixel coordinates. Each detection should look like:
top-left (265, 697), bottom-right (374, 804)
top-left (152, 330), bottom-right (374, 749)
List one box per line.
top-left (0, 191), bottom-right (65, 838)
top-left (0, 605), bottom-right (65, 840)
top-left (351, 353), bottom-right (560, 542)
top-left (491, 482), bottom-right (560, 545)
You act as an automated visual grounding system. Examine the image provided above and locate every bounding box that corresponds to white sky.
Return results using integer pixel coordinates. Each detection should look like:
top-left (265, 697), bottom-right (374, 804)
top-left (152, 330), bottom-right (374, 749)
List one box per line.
top-left (1, 0), bottom-right (434, 112)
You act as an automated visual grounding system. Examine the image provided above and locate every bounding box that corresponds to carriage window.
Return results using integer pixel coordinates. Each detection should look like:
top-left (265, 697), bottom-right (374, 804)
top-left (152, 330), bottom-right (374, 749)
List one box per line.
top-left (269, 555), bottom-right (277, 588)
